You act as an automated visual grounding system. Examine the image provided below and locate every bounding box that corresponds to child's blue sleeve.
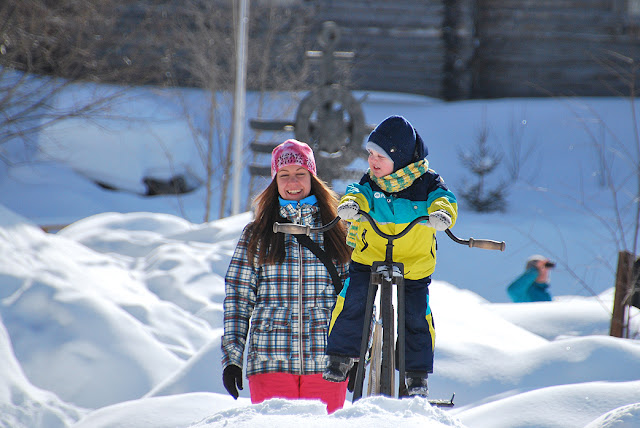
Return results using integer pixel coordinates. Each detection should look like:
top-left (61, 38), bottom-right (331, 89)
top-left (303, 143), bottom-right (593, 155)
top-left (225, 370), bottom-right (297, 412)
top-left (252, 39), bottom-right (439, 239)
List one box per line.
top-left (340, 182), bottom-right (374, 213)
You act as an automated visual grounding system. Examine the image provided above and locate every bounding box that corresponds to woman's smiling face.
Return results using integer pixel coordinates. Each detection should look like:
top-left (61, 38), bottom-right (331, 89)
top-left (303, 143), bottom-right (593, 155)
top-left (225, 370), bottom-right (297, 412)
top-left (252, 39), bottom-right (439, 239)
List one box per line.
top-left (276, 165), bottom-right (312, 201)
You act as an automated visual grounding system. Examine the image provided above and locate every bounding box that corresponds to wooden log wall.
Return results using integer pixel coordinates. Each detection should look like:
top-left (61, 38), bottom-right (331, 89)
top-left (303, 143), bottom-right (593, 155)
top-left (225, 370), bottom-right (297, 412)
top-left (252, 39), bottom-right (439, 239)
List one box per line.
top-left (472, 0), bottom-right (640, 98)
top-left (5, 0), bottom-right (639, 99)
top-left (307, 0), bottom-right (452, 98)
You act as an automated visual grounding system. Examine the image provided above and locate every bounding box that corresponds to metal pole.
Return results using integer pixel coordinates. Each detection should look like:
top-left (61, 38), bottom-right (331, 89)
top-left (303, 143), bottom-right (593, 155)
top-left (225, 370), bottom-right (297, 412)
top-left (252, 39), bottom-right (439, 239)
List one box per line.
top-left (232, 0), bottom-right (249, 215)
top-left (396, 273), bottom-right (406, 397)
top-left (353, 275), bottom-right (379, 402)
top-left (380, 276), bottom-right (394, 396)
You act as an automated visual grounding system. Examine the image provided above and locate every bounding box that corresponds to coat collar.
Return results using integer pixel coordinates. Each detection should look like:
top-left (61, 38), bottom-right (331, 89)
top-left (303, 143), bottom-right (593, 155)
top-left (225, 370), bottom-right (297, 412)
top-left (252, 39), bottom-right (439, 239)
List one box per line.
top-left (279, 198), bottom-right (319, 226)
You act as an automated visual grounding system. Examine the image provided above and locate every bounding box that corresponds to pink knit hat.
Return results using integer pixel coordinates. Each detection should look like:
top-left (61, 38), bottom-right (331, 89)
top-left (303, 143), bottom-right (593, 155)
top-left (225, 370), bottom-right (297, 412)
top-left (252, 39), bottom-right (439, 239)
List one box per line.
top-left (270, 139), bottom-right (317, 178)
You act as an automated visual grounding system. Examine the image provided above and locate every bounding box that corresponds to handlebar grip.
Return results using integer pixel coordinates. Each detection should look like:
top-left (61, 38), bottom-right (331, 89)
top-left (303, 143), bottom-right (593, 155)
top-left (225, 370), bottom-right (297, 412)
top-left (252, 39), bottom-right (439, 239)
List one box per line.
top-left (273, 222), bottom-right (311, 235)
top-left (468, 237), bottom-right (506, 251)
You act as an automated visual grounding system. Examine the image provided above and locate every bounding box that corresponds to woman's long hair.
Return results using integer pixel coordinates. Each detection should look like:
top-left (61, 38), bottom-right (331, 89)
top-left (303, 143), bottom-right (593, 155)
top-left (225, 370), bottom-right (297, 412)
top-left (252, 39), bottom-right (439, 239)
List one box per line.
top-left (247, 174), bottom-right (351, 265)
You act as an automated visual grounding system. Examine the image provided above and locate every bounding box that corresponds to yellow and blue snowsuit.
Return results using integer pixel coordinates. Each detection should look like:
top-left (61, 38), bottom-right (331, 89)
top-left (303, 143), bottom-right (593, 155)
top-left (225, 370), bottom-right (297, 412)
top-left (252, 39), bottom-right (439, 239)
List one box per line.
top-left (326, 167), bottom-right (457, 373)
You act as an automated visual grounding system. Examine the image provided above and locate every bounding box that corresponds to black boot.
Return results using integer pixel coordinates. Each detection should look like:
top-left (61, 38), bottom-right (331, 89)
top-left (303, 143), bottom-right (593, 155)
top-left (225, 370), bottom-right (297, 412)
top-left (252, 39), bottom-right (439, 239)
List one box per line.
top-left (322, 355), bottom-right (354, 382)
top-left (405, 371), bottom-right (429, 396)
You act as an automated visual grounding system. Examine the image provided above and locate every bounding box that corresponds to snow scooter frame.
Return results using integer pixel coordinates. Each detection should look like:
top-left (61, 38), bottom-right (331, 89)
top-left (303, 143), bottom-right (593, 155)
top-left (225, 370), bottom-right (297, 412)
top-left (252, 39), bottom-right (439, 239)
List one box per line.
top-left (273, 212), bottom-right (505, 408)
top-left (349, 210), bottom-right (503, 406)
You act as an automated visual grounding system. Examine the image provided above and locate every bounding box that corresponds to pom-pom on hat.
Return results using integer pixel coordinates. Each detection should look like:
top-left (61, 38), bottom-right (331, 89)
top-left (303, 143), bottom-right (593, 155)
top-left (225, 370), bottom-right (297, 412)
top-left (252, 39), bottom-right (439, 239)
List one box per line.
top-left (271, 139), bottom-right (317, 178)
top-left (367, 115), bottom-right (428, 171)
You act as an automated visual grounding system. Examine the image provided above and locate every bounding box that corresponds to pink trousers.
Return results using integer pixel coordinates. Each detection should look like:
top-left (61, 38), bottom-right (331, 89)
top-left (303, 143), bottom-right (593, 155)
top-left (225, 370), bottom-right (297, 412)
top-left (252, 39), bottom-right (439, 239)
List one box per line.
top-left (248, 372), bottom-right (348, 414)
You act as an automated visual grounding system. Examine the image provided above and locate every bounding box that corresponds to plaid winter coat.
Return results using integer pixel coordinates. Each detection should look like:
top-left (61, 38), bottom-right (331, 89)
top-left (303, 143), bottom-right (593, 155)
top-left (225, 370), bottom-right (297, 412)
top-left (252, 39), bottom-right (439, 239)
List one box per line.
top-left (221, 202), bottom-right (349, 377)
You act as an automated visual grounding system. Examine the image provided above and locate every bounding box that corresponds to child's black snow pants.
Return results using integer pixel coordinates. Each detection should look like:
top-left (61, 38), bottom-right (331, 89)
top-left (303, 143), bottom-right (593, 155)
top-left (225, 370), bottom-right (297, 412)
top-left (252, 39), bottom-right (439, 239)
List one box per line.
top-left (326, 260), bottom-right (435, 373)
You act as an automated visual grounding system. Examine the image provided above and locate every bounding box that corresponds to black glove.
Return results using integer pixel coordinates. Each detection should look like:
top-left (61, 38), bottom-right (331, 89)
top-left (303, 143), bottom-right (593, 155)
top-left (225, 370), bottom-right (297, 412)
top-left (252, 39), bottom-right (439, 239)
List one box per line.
top-left (222, 365), bottom-right (243, 399)
top-left (347, 361), bottom-right (359, 392)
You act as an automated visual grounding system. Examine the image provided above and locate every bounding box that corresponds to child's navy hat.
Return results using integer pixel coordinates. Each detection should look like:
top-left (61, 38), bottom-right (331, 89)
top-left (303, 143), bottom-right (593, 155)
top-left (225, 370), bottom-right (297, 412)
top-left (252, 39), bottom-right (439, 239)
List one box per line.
top-left (366, 115), bottom-right (428, 171)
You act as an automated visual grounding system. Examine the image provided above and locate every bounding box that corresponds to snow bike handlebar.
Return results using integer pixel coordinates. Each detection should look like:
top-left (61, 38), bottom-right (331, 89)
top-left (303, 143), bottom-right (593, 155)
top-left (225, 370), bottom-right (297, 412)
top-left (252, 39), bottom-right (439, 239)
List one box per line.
top-left (273, 211), bottom-right (505, 251)
top-left (272, 216), bottom-right (341, 235)
top-left (444, 227), bottom-right (506, 251)
top-left (356, 210), bottom-right (505, 250)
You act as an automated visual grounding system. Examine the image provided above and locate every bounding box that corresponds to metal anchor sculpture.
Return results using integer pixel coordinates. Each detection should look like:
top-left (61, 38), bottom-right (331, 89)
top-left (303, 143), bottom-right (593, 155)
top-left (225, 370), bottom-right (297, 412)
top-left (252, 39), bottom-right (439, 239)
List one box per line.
top-left (249, 21), bottom-right (371, 184)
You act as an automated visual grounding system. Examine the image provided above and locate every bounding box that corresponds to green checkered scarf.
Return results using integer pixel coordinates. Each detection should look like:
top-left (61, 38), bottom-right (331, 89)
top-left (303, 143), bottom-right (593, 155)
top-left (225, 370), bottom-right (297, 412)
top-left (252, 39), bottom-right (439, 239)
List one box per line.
top-left (346, 158), bottom-right (429, 247)
top-left (369, 158), bottom-right (429, 193)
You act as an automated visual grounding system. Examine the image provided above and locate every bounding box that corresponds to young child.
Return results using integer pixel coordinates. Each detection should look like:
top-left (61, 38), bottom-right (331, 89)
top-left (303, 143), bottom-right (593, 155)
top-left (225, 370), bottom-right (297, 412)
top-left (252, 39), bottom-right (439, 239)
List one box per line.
top-left (322, 115), bottom-right (458, 396)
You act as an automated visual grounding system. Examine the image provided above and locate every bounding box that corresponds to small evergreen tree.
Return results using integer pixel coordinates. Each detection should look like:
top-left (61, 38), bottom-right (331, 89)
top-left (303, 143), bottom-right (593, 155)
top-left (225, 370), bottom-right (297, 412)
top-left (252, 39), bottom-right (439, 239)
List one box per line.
top-left (458, 124), bottom-right (508, 212)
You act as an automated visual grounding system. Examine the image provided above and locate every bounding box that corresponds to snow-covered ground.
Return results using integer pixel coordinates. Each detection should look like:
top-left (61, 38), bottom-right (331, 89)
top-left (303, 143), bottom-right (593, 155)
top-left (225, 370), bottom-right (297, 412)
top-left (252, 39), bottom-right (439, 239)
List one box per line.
top-left (1, 77), bottom-right (639, 427)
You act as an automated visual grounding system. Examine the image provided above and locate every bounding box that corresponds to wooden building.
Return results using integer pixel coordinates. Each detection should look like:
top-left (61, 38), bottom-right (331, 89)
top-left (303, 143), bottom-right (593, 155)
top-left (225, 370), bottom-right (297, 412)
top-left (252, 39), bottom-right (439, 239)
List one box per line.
top-left (307, 0), bottom-right (640, 99)
top-left (4, 0), bottom-right (640, 99)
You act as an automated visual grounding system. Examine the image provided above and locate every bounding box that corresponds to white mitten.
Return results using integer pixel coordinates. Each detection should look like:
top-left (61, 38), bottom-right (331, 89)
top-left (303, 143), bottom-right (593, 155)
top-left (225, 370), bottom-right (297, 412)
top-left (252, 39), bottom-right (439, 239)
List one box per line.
top-left (337, 201), bottom-right (360, 220)
top-left (429, 210), bottom-right (452, 231)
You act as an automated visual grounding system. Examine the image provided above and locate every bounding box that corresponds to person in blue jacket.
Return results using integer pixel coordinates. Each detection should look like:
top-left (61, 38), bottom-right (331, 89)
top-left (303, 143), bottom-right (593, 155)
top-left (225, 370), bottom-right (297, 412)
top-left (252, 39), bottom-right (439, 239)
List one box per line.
top-left (322, 115), bottom-right (458, 397)
top-left (507, 254), bottom-right (556, 302)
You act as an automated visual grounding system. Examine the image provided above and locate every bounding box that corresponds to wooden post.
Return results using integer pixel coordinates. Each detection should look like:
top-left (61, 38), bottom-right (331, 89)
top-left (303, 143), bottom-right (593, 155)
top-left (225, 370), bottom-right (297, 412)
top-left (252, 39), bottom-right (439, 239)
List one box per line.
top-left (610, 251), bottom-right (633, 338)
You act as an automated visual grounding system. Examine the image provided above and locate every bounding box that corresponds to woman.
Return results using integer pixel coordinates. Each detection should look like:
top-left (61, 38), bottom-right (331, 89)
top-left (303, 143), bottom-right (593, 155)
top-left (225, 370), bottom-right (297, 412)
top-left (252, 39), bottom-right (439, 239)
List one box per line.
top-left (221, 139), bottom-right (352, 413)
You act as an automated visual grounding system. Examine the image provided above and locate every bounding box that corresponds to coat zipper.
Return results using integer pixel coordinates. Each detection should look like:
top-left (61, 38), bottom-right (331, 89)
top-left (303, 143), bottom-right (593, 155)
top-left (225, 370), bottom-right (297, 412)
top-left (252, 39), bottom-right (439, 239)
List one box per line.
top-left (296, 205), bottom-right (304, 375)
top-left (297, 241), bottom-right (304, 375)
